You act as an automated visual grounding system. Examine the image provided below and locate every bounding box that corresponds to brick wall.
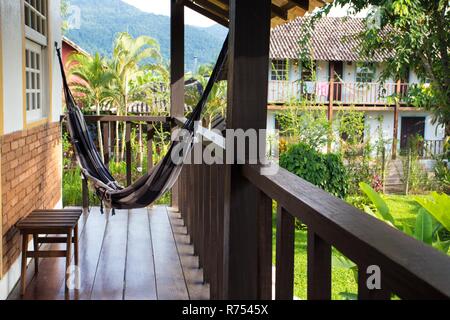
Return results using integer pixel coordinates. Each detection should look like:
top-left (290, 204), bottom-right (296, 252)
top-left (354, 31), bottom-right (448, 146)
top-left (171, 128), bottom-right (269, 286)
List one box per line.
top-left (1, 122), bottom-right (62, 275)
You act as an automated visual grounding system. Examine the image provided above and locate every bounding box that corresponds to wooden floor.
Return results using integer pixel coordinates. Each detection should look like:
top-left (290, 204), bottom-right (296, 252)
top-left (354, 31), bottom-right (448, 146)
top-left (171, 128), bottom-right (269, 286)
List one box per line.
top-left (8, 206), bottom-right (209, 300)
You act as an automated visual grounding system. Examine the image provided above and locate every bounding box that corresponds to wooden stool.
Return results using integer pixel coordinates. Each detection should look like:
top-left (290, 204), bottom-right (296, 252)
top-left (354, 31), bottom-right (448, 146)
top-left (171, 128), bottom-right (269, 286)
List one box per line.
top-left (16, 209), bottom-right (82, 296)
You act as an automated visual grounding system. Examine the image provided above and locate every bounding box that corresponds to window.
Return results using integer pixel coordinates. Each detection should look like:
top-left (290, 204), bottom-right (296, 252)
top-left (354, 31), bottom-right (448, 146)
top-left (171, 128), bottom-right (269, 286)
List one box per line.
top-left (24, 0), bottom-right (48, 46)
top-left (356, 62), bottom-right (375, 83)
top-left (26, 42), bottom-right (43, 122)
top-left (24, 0), bottom-right (48, 123)
top-left (271, 59), bottom-right (288, 81)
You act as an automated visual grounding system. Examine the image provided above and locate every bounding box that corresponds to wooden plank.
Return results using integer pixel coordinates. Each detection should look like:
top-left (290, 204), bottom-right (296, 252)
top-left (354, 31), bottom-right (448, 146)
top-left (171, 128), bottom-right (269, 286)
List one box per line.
top-left (202, 164), bottom-right (211, 283)
top-left (242, 164), bottom-right (450, 299)
top-left (275, 206), bottom-right (295, 300)
top-left (84, 115), bottom-right (169, 123)
top-left (307, 230), bottom-right (331, 300)
top-left (257, 191), bottom-right (273, 300)
top-left (90, 209), bottom-right (128, 300)
top-left (167, 208), bottom-right (210, 300)
top-left (62, 207), bottom-right (108, 300)
top-left (26, 251), bottom-right (67, 258)
top-left (209, 164), bottom-right (219, 299)
top-left (124, 208), bottom-right (157, 300)
top-left (222, 0), bottom-right (272, 300)
top-left (149, 206), bottom-right (189, 300)
top-left (216, 164), bottom-right (225, 299)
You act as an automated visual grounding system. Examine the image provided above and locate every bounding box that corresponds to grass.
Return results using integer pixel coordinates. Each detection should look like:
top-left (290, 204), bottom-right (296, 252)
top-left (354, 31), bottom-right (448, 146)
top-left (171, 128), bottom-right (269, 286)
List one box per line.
top-left (271, 210), bottom-right (358, 300)
top-left (278, 194), bottom-right (431, 300)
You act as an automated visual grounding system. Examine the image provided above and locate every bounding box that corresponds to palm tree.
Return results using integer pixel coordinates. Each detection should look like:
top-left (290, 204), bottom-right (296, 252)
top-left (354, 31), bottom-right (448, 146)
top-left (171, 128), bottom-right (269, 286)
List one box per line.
top-left (185, 64), bottom-right (227, 128)
top-left (67, 52), bottom-right (114, 161)
top-left (108, 32), bottom-right (162, 162)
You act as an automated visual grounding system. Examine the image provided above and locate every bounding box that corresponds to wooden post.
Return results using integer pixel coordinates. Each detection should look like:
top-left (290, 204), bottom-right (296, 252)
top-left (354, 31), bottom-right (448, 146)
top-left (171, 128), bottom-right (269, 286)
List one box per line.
top-left (102, 122), bottom-right (110, 167)
top-left (327, 62), bottom-right (335, 153)
top-left (223, 0), bottom-right (272, 300)
top-left (126, 122), bottom-right (132, 186)
top-left (392, 79), bottom-right (401, 159)
top-left (146, 124), bottom-right (154, 172)
top-left (170, 0), bottom-right (185, 210)
top-left (82, 175), bottom-right (89, 211)
top-left (275, 206), bottom-right (295, 300)
top-left (307, 231), bottom-right (332, 300)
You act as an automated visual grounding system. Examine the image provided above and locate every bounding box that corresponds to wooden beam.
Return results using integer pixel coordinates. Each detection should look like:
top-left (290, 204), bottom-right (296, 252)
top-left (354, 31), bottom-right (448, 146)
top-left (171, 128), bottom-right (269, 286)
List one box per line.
top-left (192, 0), bottom-right (229, 19)
top-left (271, 4), bottom-right (288, 20)
top-left (223, 0), bottom-right (272, 300)
top-left (289, 0), bottom-right (309, 10)
top-left (184, 0), bottom-right (229, 27)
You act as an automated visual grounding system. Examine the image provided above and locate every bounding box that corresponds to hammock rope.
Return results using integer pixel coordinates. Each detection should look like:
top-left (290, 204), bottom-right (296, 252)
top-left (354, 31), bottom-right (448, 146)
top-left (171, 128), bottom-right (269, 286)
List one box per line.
top-left (56, 35), bottom-right (228, 210)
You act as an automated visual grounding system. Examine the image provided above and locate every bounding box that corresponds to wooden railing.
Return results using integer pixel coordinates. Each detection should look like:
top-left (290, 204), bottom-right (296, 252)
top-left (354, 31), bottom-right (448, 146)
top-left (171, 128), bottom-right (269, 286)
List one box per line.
top-left (420, 140), bottom-right (446, 159)
top-left (178, 123), bottom-right (450, 300)
top-left (268, 80), bottom-right (409, 106)
top-left (77, 116), bottom-right (170, 207)
top-left (73, 115), bottom-right (450, 299)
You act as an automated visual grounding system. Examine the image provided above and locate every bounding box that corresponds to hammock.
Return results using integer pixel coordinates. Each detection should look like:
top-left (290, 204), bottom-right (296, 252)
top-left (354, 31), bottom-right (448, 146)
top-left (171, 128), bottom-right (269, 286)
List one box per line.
top-left (56, 36), bottom-right (228, 210)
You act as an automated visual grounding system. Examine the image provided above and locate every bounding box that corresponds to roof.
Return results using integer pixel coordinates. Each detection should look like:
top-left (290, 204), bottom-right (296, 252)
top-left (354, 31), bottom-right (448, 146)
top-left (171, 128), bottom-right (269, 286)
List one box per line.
top-left (270, 16), bottom-right (393, 62)
top-left (62, 36), bottom-right (91, 57)
top-left (184, 0), bottom-right (331, 28)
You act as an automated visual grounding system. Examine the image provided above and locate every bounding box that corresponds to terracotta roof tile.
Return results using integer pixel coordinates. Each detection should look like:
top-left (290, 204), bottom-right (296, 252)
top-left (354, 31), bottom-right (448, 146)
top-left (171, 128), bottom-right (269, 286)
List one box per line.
top-left (270, 17), bottom-right (393, 62)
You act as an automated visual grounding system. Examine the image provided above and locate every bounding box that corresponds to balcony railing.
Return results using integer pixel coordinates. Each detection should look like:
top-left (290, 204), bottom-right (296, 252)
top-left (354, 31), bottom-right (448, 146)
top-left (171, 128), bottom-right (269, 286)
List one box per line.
top-left (268, 80), bottom-right (410, 106)
top-left (177, 120), bottom-right (450, 300)
top-left (74, 115), bottom-right (450, 300)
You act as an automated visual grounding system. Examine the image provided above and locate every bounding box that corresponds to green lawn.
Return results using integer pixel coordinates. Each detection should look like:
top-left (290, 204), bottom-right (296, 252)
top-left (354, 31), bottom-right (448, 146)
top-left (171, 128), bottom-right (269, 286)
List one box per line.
top-left (274, 194), bottom-right (428, 300)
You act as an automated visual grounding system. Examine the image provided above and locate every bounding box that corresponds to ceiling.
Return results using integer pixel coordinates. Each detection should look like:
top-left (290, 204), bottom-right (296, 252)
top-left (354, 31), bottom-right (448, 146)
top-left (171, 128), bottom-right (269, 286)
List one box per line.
top-left (183, 0), bottom-right (332, 28)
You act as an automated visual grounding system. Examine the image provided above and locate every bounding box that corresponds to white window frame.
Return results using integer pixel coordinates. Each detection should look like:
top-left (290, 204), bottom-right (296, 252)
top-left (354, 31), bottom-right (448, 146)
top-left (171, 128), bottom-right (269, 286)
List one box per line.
top-left (271, 59), bottom-right (288, 81)
top-left (25, 41), bottom-right (44, 122)
top-left (24, 0), bottom-right (48, 46)
top-left (24, 0), bottom-right (48, 123)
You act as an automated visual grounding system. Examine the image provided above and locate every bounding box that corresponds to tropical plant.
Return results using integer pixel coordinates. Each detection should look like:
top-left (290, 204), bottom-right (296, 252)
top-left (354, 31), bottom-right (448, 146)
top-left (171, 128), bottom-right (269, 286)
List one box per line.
top-left (276, 103), bottom-right (331, 151)
top-left (359, 183), bottom-right (450, 254)
top-left (68, 52), bottom-right (114, 160)
top-left (107, 32), bottom-right (162, 162)
top-left (185, 64), bottom-right (227, 128)
top-left (280, 143), bottom-right (348, 199)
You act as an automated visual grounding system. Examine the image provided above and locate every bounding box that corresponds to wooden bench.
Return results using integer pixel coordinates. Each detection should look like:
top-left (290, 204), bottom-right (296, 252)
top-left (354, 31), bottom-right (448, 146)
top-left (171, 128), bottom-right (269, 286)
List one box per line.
top-left (16, 209), bottom-right (82, 296)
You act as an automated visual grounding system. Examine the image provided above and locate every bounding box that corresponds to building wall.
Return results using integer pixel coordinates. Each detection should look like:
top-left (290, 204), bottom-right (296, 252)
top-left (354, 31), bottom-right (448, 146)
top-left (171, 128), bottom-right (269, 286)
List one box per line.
top-left (0, 0), bottom-right (62, 299)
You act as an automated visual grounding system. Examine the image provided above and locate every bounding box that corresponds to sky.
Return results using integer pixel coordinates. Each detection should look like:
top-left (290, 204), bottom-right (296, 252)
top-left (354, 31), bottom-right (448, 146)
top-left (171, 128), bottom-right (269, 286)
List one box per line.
top-left (122, 0), bottom-right (216, 27)
top-left (121, 1), bottom-right (371, 28)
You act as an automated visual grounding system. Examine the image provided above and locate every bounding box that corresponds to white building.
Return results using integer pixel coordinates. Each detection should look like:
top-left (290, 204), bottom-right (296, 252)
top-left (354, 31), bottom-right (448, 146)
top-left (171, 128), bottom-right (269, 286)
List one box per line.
top-left (267, 16), bottom-right (446, 157)
top-left (0, 0), bottom-right (63, 299)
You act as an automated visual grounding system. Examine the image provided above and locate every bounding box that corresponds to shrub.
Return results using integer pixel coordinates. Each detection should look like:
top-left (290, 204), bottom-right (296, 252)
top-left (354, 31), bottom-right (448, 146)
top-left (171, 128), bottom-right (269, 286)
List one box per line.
top-left (280, 143), bottom-right (348, 199)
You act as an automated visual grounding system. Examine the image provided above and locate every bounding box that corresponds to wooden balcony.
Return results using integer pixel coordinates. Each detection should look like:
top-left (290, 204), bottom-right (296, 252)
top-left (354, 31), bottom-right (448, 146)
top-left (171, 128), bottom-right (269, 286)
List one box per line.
top-left (268, 80), bottom-right (410, 107)
top-left (8, 206), bottom-right (209, 300)
top-left (7, 115), bottom-right (450, 300)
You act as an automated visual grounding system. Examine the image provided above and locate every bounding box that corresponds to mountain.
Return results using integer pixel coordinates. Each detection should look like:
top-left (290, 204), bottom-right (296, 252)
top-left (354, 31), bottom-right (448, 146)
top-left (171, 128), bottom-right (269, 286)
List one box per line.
top-left (65, 0), bottom-right (228, 71)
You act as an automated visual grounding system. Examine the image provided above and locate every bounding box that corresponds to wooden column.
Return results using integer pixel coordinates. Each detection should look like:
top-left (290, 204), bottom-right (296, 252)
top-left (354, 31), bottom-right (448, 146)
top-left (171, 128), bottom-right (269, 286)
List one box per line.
top-left (223, 0), bottom-right (272, 300)
top-left (170, 0), bottom-right (185, 210)
top-left (392, 79), bottom-right (401, 159)
top-left (327, 62), bottom-right (335, 153)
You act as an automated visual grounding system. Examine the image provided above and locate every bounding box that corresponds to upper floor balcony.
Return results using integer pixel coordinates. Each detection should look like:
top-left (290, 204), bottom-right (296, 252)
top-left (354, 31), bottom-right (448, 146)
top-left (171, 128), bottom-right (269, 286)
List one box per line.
top-left (268, 80), bottom-right (410, 106)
